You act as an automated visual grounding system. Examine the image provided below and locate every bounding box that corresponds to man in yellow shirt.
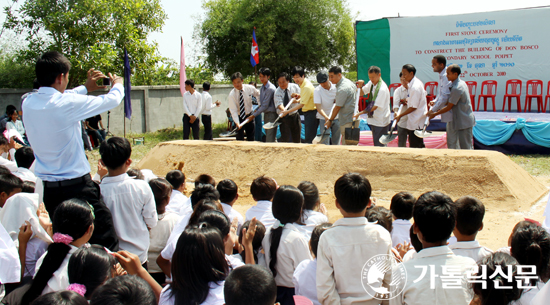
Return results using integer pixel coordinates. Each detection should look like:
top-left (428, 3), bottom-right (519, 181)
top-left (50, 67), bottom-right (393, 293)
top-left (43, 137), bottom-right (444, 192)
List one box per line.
top-left (281, 66), bottom-right (318, 143)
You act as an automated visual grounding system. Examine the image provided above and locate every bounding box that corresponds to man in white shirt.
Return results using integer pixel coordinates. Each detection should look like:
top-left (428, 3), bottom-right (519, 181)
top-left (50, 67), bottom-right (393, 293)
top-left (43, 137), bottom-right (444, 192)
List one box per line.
top-left (314, 71), bottom-right (339, 145)
top-left (22, 51), bottom-right (121, 250)
top-left (182, 79), bottom-right (202, 140)
top-left (394, 64), bottom-right (428, 148)
top-left (393, 73), bottom-right (409, 147)
top-left (429, 55), bottom-right (456, 149)
top-left (274, 72), bottom-right (301, 143)
top-left (165, 170), bottom-right (192, 217)
top-left (355, 66), bottom-right (391, 147)
top-left (200, 81), bottom-right (220, 140)
top-left (390, 191), bottom-right (476, 305)
top-left (228, 72), bottom-right (260, 141)
top-left (99, 137), bottom-right (158, 265)
top-left (13, 147), bottom-right (37, 183)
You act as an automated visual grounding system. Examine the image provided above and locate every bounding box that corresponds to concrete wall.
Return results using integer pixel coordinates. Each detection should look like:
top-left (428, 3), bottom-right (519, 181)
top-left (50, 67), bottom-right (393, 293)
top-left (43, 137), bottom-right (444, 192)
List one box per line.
top-left (0, 84), bottom-right (235, 135)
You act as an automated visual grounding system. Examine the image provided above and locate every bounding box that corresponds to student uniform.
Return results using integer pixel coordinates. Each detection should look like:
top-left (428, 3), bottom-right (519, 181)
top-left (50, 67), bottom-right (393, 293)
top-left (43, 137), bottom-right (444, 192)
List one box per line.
top-left (221, 202), bottom-right (244, 231)
top-left (293, 259), bottom-right (321, 305)
top-left (449, 241), bottom-right (493, 262)
top-left (165, 190), bottom-right (192, 217)
top-left (100, 173), bottom-right (158, 263)
top-left (160, 213), bottom-right (192, 261)
top-left (262, 222), bottom-right (312, 305)
top-left (148, 211), bottom-right (179, 277)
top-left (0, 148), bottom-right (17, 172)
top-left (34, 244), bottom-right (80, 294)
top-left (245, 200), bottom-right (276, 229)
top-left (391, 219), bottom-right (412, 248)
top-left (13, 167), bottom-right (37, 183)
top-left (158, 281), bottom-right (225, 305)
top-left (389, 245), bottom-right (476, 305)
top-left (201, 91), bottom-right (215, 140)
top-left (0, 222), bottom-right (21, 291)
top-left (182, 90), bottom-right (202, 140)
top-left (316, 217), bottom-right (392, 305)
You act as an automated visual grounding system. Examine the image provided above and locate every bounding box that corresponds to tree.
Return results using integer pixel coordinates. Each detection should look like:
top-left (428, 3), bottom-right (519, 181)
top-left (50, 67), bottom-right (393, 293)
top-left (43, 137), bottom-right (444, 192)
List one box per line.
top-left (3, 0), bottom-right (167, 87)
top-left (197, 0), bottom-right (355, 81)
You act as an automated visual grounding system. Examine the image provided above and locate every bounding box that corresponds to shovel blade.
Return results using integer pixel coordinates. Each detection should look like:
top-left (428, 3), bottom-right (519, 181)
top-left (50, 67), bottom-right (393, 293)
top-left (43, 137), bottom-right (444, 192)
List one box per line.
top-left (220, 130), bottom-right (237, 137)
top-left (414, 130), bottom-right (433, 138)
top-left (263, 121), bottom-right (281, 130)
top-left (379, 134), bottom-right (398, 145)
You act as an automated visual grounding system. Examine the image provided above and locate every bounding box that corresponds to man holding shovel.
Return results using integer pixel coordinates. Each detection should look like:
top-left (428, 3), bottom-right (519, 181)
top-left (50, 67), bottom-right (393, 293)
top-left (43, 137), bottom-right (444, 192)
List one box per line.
top-left (325, 66), bottom-right (358, 146)
top-left (394, 64), bottom-right (427, 148)
top-left (228, 72), bottom-right (260, 141)
top-left (427, 65), bottom-right (475, 149)
top-left (354, 66), bottom-right (391, 147)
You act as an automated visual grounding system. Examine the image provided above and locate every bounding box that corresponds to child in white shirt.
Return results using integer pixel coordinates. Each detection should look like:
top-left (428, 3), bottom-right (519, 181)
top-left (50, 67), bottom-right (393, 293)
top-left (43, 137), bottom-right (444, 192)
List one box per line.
top-left (296, 181), bottom-right (329, 237)
top-left (217, 179), bottom-right (244, 230)
top-left (22, 199), bottom-right (94, 304)
top-left (245, 176), bottom-right (277, 229)
top-left (13, 147), bottom-right (37, 183)
top-left (293, 223), bottom-right (332, 305)
top-left (148, 178), bottom-right (180, 285)
top-left (390, 192), bottom-right (415, 248)
top-left (390, 191), bottom-right (477, 305)
top-left (449, 196), bottom-right (493, 262)
top-left (317, 173), bottom-right (392, 305)
top-left (262, 185), bottom-right (312, 305)
top-left (165, 170), bottom-right (191, 217)
top-left (99, 137), bottom-right (158, 265)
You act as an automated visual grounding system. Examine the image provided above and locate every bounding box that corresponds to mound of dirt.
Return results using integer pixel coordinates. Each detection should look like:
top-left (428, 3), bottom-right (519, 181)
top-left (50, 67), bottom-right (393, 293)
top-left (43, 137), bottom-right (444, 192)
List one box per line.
top-left (137, 140), bottom-right (548, 249)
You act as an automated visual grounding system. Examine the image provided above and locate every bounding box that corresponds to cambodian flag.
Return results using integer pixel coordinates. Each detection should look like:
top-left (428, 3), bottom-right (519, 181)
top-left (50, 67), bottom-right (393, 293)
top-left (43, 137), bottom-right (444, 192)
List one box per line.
top-left (250, 28), bottom-right (259, 67)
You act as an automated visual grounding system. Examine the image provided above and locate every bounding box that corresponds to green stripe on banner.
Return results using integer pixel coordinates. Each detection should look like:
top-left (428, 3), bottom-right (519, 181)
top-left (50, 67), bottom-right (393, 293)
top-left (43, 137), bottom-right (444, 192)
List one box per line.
top-left (356, 19), bottom-right (391, 86)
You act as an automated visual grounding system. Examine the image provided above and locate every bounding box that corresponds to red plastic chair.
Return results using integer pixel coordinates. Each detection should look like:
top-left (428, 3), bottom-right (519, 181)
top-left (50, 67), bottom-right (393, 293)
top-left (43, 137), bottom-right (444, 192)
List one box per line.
top-left (389, 83), bottom-right (401, 111)
top-left (477, 80), bottom-right (497, 112)
top-left (465, 81), bottom-right (477, 111)
top-left (358, 96), bottom-right (368, 112)
top-left (545, 81), bottom-right (550, 113)
top-left (293, 296), bottom-right (314, 305)
top-left (425, 81), bottom-right (438, 106)
top-left (502, 79), bottom-right (522, 112)
top-left (524, 80), bottom-right (543, 112)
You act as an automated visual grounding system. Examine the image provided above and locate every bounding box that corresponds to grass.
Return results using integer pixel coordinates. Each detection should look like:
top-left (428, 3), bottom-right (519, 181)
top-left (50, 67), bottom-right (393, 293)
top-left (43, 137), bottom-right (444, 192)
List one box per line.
top-left (87, 127), bottom-right (550, 180)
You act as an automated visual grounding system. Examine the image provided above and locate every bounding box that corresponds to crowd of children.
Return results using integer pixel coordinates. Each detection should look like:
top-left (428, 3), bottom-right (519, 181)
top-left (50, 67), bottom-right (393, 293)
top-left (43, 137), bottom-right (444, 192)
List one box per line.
top-left (2, 135), bottom-right (550, 305)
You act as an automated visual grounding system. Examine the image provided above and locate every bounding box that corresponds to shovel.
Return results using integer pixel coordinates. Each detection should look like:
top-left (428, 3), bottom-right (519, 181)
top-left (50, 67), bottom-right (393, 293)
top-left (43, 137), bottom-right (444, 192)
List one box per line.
top-left (220, 117), bottom-right (251, 137)
top-left (263, 97), bottom-right (296, 130)
top-left (414, 107), bottom-right (434, 138)
top-left (379, 104), bottom-right (404, 145)
top-left (313, 129), bottom-right (331, 144)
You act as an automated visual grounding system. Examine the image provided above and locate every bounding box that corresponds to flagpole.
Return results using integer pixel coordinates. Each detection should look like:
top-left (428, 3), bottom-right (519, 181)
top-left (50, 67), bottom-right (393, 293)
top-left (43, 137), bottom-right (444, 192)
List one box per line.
top-left (255, 66), bottom-right (258, 85)
top-left (124, 117), bottom-right (126, 138)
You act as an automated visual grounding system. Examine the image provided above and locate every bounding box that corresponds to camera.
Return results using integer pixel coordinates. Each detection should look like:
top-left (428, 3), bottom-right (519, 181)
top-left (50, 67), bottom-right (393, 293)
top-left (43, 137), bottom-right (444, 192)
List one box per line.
top-left (103, 78), bottom-right (111, 86)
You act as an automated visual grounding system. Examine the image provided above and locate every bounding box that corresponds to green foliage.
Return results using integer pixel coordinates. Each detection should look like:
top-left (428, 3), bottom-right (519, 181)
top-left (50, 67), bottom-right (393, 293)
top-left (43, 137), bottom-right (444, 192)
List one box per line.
top-left (0, 53), bottom-right (35, 88)
top-left (197, 0), bottom-right (355, 81)
top-left (3, 0), bottom-right (168, 87)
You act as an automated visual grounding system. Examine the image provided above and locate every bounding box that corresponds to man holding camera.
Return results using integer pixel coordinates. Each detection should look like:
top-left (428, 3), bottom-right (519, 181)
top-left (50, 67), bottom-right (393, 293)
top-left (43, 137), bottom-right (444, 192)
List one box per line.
top-left (22, 51), bottom-right (122, 250)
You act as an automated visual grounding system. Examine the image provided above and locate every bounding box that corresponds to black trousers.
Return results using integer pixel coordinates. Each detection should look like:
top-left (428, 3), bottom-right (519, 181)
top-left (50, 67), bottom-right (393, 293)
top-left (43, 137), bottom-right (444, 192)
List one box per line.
top-left (407, 129), bottom-right (426, 148)
top-left (201, 114), bottom-right (213, 140)
top-left (183, 114), bottom-right (200, 140)
top-left (43, 175), bottom-right (119, 251)
top-left (280, 112), bottom-right (301, 143)
top-left (236, 118), bottom-right (255, 141)
top-left (303, 110), bottom-right (319, 144)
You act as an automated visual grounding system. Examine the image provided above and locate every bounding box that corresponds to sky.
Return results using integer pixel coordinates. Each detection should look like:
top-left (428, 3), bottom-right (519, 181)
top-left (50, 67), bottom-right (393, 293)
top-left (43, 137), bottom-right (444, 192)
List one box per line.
top-left (1, 0), bottom-right (549, 65)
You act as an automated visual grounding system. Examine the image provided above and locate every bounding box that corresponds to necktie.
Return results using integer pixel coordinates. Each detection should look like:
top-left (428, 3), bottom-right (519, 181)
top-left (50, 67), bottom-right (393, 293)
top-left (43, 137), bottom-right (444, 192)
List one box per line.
top-left (239, 90), bottom-right (246, 121)
top-left (283, 89), bottom-right (290, 107)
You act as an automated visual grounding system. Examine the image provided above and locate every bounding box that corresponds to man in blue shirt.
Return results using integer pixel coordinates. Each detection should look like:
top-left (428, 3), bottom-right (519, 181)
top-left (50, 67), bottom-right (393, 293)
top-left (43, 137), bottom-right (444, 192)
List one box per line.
top-left (248, 67), bottom-right (278, 142)
top-left (23, 51), bottom-right (123, 250)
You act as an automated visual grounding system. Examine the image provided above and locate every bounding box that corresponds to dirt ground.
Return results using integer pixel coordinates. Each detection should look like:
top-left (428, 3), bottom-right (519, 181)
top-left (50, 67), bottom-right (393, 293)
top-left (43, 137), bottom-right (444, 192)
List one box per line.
top-left (137, 140), bottom-right (549, 251)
